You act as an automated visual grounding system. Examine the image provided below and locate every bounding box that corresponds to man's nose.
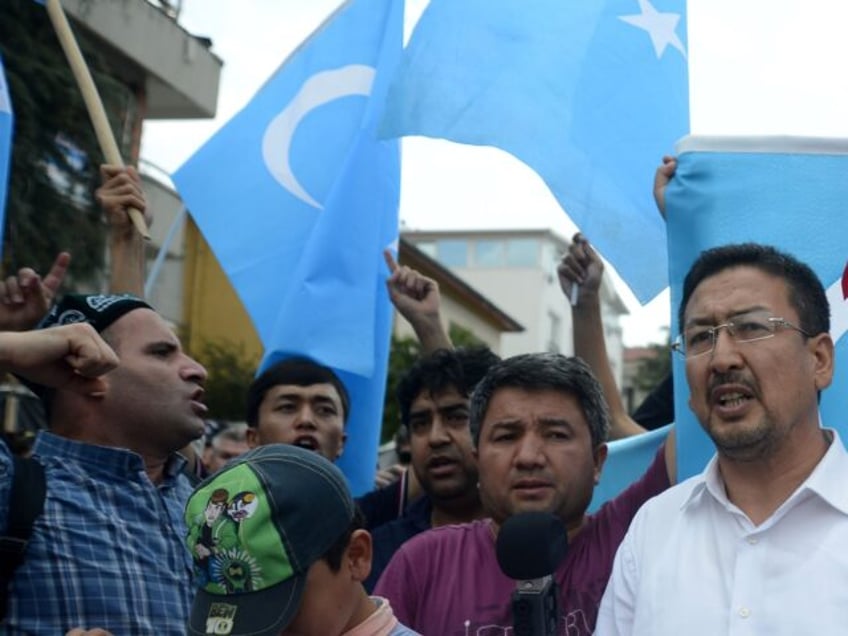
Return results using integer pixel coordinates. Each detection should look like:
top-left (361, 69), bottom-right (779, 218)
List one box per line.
top-left (514, 434), bottom-right (545, 468)
top-left (428, 416), bottom-right (451, 447)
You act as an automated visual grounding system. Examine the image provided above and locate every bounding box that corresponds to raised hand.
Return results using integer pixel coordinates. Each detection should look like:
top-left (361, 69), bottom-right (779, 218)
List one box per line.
top-left (557, 233), bottom-right (604, 304)
top-left (96, 164), bottom-right (150, 235)
top-left (1, 323), bottom-right (119, 396)
top-left (0, 252), bottom-right (70, 331)
top-left (0, 323), bottom-right (118, 395)
top-left (383, 249), bottom-right (452, 353)
top-left (653, 155), bottom-right (677, 219)
top-left (384, 249), bottom-right (441, 320)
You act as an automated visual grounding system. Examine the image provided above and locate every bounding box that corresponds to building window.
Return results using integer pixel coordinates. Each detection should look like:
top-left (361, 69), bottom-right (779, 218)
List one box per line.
top-left (506, 239), bottom-right (539, 267)
top-left (437, 239), bottom-right (468, 267)
top-left (417, 241), bottom-right (436, 259)
top-left (475, 239), bottom-right (504, 267)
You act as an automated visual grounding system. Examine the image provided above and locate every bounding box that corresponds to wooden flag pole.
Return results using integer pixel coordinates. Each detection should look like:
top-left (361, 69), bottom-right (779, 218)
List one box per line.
top-left (44, 0), bottom-right (151, 240)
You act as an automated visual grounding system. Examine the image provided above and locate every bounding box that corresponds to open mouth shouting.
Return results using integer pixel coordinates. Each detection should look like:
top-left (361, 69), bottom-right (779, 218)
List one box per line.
top-left (292, 435), bottom-right (320, 452)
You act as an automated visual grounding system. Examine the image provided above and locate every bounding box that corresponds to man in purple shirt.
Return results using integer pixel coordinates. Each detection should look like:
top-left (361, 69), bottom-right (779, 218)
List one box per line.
top-left (375, 353), bottom-right (674, 635)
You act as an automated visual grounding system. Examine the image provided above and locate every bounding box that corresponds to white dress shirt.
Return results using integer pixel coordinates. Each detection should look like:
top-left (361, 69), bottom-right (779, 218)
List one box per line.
top-left (596, 429), bottom-right (848, 636)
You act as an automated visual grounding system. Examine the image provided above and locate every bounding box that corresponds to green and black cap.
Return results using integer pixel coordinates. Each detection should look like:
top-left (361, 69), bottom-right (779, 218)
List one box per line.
top-left (184, 443), bottom-right (355, 636)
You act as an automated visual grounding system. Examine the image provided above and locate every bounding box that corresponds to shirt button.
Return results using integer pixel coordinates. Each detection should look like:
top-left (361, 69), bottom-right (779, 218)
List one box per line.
top-left (739, 608), bottom-right (751, 618)
top-left (747, 537), bottom-right (758, 545)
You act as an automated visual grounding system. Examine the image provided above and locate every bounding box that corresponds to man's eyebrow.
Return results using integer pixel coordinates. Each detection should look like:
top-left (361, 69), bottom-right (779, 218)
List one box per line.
top-left (489, 419), bottom-right (523, 430)
top-left (537, 418), bottom-right (574, 431)
top-left (440, 403), bottom-right (469, 413)
top-left (685, 305), bottom-right (771, 328)
top-left (270, 392), bottom-right (303, 403)
top-left (144, 340), bottom-right (178, 352)
top-left (311, 395), bottom-right (340, 407)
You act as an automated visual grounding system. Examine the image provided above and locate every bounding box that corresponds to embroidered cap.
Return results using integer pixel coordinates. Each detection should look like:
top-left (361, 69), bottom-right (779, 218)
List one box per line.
top-left (184, 443), bottom-right (356, 636)
top-left (37, 293), bottom-right (152, 333)
top-left (23, 293), bottom-right (153, 398)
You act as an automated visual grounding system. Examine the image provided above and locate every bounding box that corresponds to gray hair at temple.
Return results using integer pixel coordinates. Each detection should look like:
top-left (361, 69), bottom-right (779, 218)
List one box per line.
top-left (469, 353), bottom-right (610, 449)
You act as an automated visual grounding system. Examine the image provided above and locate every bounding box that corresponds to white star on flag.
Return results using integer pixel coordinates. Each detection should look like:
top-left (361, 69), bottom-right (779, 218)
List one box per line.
top-left (620, 0), bottom-right (687, 59)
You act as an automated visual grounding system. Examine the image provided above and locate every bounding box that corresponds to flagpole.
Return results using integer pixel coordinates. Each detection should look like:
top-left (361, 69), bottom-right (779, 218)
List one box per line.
top-left (44, 0), bottom-right (151, 240)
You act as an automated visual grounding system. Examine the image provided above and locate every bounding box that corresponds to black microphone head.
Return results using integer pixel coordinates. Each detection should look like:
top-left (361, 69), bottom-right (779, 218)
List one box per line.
top-left (495, 512), bottom-right (568, 580)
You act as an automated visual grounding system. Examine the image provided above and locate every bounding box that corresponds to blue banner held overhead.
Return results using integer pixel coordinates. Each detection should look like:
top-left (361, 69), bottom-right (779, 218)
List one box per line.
top-left (380, 0), bottom-right (689, 304)
top-left (0, 55), bottom-right (14, 251)
top-left (589, 424), bottom-right (671, 512)
top-left (174, 0), bottom-right (403, 495)
top-left (666, 136), bottom-right (848, 479)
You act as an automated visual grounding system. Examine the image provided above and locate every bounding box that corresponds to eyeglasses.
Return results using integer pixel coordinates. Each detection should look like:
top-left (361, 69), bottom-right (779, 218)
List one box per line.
top-left (672, 313), bottom-right (812, 358)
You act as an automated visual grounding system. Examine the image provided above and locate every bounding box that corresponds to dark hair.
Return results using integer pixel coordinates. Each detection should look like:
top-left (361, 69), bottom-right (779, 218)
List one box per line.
top-left (679, 243), bottom-right (830, 336)
top-left (397, 347), bottom-right (501, 428)
top-left (246, 358), bottom-right (351, 426)
top-left (469, 353), bottom-right (610, 448)
top-left (322, 506), bottom-right (365, 572)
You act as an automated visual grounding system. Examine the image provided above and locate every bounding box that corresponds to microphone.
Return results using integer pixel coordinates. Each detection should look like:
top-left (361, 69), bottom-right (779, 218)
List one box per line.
top-left (495, 512), bottom-right (568, 636)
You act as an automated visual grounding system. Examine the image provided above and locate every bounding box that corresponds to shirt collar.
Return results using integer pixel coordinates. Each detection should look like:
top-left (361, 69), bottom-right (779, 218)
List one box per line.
top-left (680, 429), bottom-right (848, 516)
top-left (34, 430), bottom-right (187, 483)
top-left (679, 457), bottom-right (714, 511)
top-left (798, 429), bottom-right (848, 515)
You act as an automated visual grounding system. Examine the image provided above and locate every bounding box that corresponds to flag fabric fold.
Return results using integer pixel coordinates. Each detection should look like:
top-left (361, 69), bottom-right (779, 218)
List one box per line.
top-left (666, 136), bottom-right (848, 479)
top-left (589, 424), bottom-right (671, 512)
top-left (174, 0), bottom-right (403, 494)
top-left (0, 55), bottom-right (13, 247)
top-left (380, 0), bottom-right (689, 303)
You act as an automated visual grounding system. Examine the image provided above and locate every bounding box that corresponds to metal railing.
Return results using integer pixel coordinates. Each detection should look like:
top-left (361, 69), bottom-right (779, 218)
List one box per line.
top-left (145, 0), bottom-right (182, 20)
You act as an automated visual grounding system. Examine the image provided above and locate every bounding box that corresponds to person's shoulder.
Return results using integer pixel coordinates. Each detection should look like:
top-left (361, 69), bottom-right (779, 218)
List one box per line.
top-left (397, 518), bottom-right (490, 555)
top-left (629, 472), bottom-right (706, 526)
top-left (357, 479), bottom-right (404, 529)
top-left (380, 520), bottom-right (491, 591)
top-left (372, 513), bottom-right (419, 543)
top-left (419, 518), bottom-right (489, 539)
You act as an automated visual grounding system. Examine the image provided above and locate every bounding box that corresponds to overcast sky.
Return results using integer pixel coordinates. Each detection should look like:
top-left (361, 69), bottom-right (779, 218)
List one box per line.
top-left (141, 0), bottom-right (848, 346)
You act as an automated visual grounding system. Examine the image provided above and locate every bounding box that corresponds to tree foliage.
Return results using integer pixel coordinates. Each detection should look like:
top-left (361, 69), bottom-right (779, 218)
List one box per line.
top-left (632, 336), bottom-right (672, 395)
top-left (381, 334), bottom-right (420, 443)
top-left (189, 338), bottom-right (259, 422)
top-left (0, 0), bottom-right (133, 284)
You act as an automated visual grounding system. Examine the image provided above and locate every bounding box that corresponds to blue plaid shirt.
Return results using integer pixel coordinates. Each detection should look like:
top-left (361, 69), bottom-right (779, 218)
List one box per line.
top-left (0, 432), bottom-right (195, 635)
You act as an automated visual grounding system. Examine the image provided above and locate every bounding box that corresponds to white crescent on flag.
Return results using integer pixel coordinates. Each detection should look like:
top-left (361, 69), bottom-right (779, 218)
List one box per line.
top-left (261, 64), bottom-right (376, 210)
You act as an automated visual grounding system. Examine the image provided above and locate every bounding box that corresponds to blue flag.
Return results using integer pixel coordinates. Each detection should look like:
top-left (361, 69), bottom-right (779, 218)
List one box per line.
top-left (589, 424), bottom-right (670, 512)
top-left (380, 0), bottom-right (689, 303)
top-left (666, 137), bottom-right (848, 479)
top-left (174, 0), bottom-right (403, 495)
top-left (0, 55), bottom-right (13, 249)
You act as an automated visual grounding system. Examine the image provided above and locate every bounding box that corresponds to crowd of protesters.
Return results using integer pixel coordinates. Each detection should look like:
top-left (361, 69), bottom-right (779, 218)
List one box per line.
top-left (2, 158), bottom-right (846, 636)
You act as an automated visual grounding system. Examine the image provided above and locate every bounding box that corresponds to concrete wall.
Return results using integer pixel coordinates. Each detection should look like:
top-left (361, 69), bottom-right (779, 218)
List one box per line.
top-left (140, 169), bottom-right (186, 326)
top-left (62, 0), bottom-right (221, 118)
top-left (392, 292), bottom-right (504, 353)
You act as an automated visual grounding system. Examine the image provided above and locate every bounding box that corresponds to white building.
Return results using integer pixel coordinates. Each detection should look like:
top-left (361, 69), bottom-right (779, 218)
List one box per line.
top-left (403, 229), bottom-right (629, 387)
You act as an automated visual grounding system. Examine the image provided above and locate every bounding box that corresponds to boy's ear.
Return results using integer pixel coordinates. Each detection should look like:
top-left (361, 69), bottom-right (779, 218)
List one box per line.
top-left (346, 529), bottom-right (372, 582)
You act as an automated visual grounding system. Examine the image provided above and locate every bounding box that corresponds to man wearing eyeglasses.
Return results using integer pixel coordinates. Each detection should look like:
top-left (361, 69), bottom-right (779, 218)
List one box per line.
top-left (597, 242), bottom-right (848, 635)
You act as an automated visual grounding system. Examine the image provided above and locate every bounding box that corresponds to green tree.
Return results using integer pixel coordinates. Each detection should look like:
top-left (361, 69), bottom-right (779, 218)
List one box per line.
top-left (0, 1), bottom-right (134, 283)
top-left (448, 322), bottom-right (485, 349)
top-left (381, 335), bottom-right (421, 443)
top-left (189, 338), bottom-right (259, 422)
top-left (632, 333), bottom-right (672, 396)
